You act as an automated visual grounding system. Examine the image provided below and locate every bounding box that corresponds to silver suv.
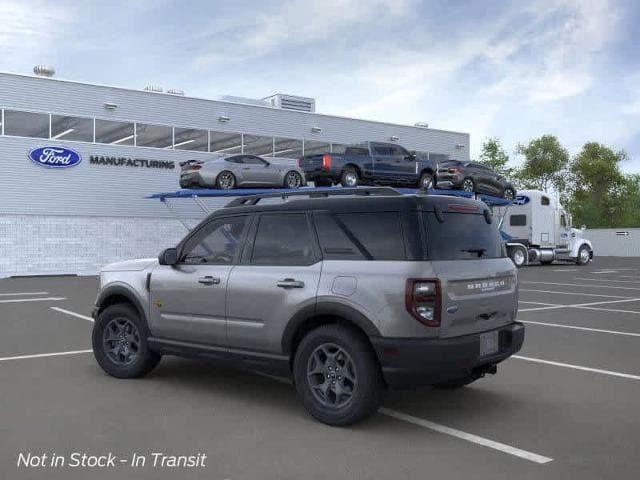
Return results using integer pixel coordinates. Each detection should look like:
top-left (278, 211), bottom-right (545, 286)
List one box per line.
top-left (92, 188), bottom-right (524, 426)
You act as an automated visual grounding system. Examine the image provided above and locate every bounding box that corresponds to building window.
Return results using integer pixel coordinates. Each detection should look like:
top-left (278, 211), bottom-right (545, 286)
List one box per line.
top-left (243, 134), bottom-right (274, 156)
top-left (136, 123), bottom-right (173, 149)
top-left (51, 115), bottom-right (94, 142)
top-left (303, 140), bottom-right (330, 156)
top-left (210, 131), bottom-right (242, 154)
top-left (273, 137), bottom-right (303, 158)
top-left (95, 119), bottom-right (135, 145)
top-left (3, 110), bottom-right (49, 138)
top-left (173, 127), bottom-right (208, 151)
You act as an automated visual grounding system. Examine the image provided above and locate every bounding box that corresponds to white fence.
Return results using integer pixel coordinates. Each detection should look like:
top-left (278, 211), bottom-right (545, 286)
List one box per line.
top-left (585, 228), bottom-right (640, 257)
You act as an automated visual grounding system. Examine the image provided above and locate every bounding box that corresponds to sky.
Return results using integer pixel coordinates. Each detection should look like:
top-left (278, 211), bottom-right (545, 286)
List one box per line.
top-left (1, 0), bottom-right (639, 171)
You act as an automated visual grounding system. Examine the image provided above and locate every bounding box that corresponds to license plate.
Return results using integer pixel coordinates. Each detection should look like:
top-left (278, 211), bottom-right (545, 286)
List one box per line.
top-left (480, 331), bottom-right (499, 357)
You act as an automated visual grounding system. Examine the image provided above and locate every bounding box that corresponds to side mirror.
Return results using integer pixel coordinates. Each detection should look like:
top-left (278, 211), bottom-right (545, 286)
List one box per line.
top-left (159, 247), bottom-right (178, 266)
top-left (405, 153), bottom-right (416, 161)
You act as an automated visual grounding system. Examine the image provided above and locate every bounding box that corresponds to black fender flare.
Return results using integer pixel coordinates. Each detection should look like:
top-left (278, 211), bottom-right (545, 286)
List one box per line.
top-left (281, 301), bottom-right (381, 354)
top-left (95, 284), bottom-right (147, 324)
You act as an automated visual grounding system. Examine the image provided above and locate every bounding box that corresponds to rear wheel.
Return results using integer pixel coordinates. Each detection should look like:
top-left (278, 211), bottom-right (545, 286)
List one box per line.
top-left (293, 325), bottom-right (383, 426)
top-left (462, 178), bottom-right (475, 193)
top-left (92, 304), bottom-right (161, 379)
top-left (340, 167), bottom-right (359, 187)
top-left (418, 172), bottom-right (434, 190)
top-left (216, 171), bottom-right (236, 190)
top-left (284, 171), bottom-right (303, 189)
top-left (576, 245), bottom-right (591, 265)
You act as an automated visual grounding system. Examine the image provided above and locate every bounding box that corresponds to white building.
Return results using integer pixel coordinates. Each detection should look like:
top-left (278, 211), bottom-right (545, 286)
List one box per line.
top-left (0, 71), bottom-right (470, 277)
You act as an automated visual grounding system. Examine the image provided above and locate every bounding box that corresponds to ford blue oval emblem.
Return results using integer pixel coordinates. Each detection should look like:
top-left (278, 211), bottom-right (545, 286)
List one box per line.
top-left (28, 146), bottom-right (82, 168)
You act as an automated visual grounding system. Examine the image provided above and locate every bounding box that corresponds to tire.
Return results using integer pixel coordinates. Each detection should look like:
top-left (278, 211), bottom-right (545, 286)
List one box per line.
top-left (340, 167), bottom-right (359, 188)
top-left (508, 246), bottom-right (527, 268)
top-left (433, 374), bottom-right (480, 389)
top-left (576, 244), bottom-right (591, 265)
top-left (216, 171), bottom-right (236, 190)
top-left (284, 171), bottom-right (303, 189)
top-left (293, 324), bottom-right (384, 426)
top-left (418, 172), bottom-right (434, 190)
top-left (503, 187), bottom-right (515, 200)
top-left (92, 304), bottom-right (161, 379)
top-left (462, 178), bottom-right (475, 193)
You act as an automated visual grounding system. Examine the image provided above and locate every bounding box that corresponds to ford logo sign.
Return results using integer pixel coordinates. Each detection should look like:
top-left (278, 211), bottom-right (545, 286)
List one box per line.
top-left (28, 146), bottom-right (82, 169)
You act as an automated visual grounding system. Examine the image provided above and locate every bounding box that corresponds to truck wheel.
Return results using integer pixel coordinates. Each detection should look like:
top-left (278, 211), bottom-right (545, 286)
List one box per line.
top-left (340, 167), bottom-right (359, 187)
top-left (293, 324), bottom-right (384, 426)
top-left (508, 246), bottom-right (527, 268)
top-left (462, 178), bottom-right (475, 193)
top-left (576, 245), bottom-right (591, 265)
top-left (419, 172), bottom-right (434, 190)
top-left (92, 304), bottom-right (161, 379)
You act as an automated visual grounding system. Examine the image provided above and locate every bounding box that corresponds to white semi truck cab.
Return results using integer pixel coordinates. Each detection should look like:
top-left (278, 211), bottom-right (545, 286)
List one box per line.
top-left (494, 190), bottom-right (593, 267)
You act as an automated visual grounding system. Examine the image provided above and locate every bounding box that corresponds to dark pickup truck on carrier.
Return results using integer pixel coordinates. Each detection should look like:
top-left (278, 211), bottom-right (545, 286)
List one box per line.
top-left (298, 141), bottom-right (439, 188)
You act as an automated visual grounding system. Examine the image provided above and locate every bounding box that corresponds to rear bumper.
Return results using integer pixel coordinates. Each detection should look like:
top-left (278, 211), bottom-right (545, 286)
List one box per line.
top-left (371, 322), bottom-right (525, 388)
top-left (179, 172), bottom-right (206, 188)
top-left (303, 168), bottom-right (336, 181)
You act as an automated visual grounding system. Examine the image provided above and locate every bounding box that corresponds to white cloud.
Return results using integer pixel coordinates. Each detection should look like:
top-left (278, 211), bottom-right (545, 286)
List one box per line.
top-left (0, 1), bottom-right (72, 53)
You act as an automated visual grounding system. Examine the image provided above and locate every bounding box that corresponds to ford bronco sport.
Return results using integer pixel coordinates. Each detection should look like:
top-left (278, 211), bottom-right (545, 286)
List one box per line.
top-left (92, 187), bottom-right (524, 426)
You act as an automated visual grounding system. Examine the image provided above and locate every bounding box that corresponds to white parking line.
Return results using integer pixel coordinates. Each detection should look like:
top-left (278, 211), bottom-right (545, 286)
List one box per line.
top-left (523, 281), bottom-right (640, 291)
top-left (50, 307), bottom-right (94, 322)
top-left (0, 297), bottom-right (66, 304)
top-left (513, 355), bottom-right (640, 381)
top-left (0, 291), bottom-right (49, 296)
top-left (520, 289), bottom-right (629, 299)
top-left (0, 349), bottom-right (92, 362)
top-left (379, 408), bottom-right (553, 464)
top-left (518, 301), bottom-right (557, 306)
top-left (521, 320), bottom-right (640, 337)
top-left (248, 370), bottom-right (553, 464)
top-left (552, 268), bottom-right (577, 272)
top-left (518, 297), bottom-right (640, 312)
top-left (574, 306), bottom-right (640, 315)
top-left (574, 277), bottom-right (640, 284)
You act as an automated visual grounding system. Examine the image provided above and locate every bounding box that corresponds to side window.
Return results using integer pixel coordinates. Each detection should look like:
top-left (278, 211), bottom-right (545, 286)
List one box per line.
top-left (560, 214), bottom-right (567, 227)
top-left (388, 145), bottom-right (409, 157)
top-left (510, 215), bottom-right (527, 227)
top-left (243, 155), bottom-right (267, 165)
top-left (372, 145), bottom-right (390, 155)
top-left (541, 196), bottom-right (550, 206)
top-left (251, 214), bottom-right (316, 266)
top-left (181, 216), bottom-right (248, 264)
top-left (345, 147), bottom-right (369, 156)
top-left (225, 155), bottom-right (243, 164)
top-left (315, 212), bottom-right (405, 260)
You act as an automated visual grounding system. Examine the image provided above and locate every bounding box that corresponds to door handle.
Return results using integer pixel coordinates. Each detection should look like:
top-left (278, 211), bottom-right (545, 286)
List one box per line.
top-left (198, 276), bottom-right (221, 286)
top-left (277, 278), bottom-right (305, 289)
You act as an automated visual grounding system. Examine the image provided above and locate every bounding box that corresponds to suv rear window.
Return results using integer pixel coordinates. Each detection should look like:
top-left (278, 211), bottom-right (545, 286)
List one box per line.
top-left (424, 212), bottom-right (504, 260)
top-left (314, 212), bottom-right (405, 260)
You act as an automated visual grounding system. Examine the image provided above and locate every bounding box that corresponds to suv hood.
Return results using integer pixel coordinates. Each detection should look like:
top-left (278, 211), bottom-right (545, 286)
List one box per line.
top-left (101, 258), bottom-right (157, 272)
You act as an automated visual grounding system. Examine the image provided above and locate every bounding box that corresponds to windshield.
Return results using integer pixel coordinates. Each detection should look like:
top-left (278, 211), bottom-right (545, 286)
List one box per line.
top-left (424, 212), bottom-right (505, 260)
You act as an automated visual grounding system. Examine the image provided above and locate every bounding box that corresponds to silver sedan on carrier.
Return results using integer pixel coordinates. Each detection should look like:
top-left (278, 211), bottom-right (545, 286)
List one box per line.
top-left (179, 154), bottom-right (306, 190)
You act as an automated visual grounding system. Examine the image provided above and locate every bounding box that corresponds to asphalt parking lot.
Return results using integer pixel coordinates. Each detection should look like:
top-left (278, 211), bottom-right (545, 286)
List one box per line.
top-left (1, 257), bottom-right (640, 479)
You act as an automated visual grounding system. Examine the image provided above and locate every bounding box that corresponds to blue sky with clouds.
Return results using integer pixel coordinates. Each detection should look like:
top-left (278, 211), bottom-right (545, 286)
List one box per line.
top-left (2, 0), bottom-right (639, 171)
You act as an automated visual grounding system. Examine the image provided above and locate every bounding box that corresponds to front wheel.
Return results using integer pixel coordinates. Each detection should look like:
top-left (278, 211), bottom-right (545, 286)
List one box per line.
top-left (92, 304), bottom-right (161, 379)
top-left (293, 325), bottom-right (383, 426)
top-left (576, 245), bottom-right (591, 265)
top-left (284, 171), bottom-right (303, 189)
top-left (216, 171), bottom-right (236, 190)
top-left (418, 172), bottom-right (434, 190)
top-left (508, 245), bottom-right (527, 268)
top-left (462, 178), bottom-right (475, 193)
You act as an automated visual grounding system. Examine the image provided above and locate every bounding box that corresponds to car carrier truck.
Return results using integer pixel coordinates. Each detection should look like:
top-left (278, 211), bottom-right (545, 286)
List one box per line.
top-left (494, 190), bottom-right (593, 267)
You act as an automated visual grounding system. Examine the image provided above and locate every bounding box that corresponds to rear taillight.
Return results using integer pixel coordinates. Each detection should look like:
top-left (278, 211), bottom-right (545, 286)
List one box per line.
top-left (448, 167), bottom-right (460, 173)
top-left (297, 158), bottom-right (301, 167)
top-left (405, 279), bottom-right (441, 327)
top-left (191, 165), bottom-right (202, 170)
top-left (322, 153), bottom-right (332, 170)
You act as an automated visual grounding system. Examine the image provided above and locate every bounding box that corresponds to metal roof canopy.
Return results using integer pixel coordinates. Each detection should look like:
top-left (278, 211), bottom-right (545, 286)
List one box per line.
top-left (148, 186), bottom-right (512, 230)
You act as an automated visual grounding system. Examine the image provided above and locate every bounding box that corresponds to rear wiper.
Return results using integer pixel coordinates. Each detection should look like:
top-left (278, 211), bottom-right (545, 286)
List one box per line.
top-left (461, 248), bottom-right (487, 257)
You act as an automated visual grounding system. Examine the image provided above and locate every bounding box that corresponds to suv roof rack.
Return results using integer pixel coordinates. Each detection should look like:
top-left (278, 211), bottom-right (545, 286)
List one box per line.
top-left (225, 187), bottom-right (401, 207)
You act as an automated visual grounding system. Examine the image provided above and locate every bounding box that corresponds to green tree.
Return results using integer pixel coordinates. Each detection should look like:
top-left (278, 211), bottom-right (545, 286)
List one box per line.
top-left (568, 143), bottom-right (640, 227)
top-left (478, 137), bottom-right (512, 176)
top-left (515, 135), bottom-right (569, 192)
